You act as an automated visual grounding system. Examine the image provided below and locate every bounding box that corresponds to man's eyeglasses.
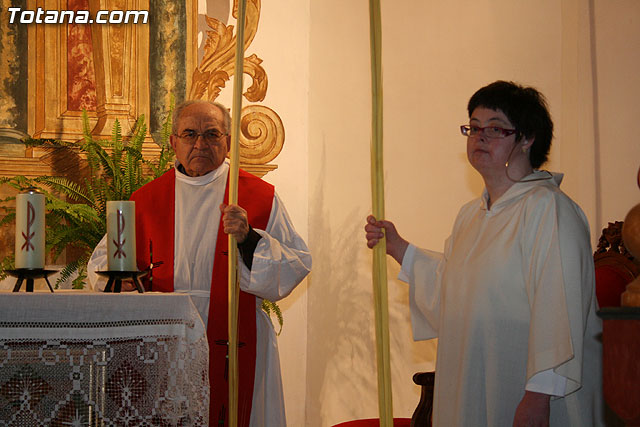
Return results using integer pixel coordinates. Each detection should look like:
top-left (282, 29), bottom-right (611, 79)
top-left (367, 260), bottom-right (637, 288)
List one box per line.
top-left (460, 125), bottom-right (518, 139)
top-left (175, 129), bottom-right (227, 145)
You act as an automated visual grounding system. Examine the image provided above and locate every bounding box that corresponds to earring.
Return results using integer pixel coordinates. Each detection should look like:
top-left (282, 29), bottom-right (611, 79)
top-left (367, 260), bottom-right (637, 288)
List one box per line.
top-left (522, 146), bottom-right (528, 154)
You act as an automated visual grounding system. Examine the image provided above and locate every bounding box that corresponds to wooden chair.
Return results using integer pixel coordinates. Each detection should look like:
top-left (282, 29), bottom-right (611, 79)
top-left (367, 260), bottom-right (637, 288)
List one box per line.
top-left (329, 371), bottom-right (434, 427)
top-left (594, 221), bottom-right (640, 307)
top-left (411, 372), bottom-right (434, 426)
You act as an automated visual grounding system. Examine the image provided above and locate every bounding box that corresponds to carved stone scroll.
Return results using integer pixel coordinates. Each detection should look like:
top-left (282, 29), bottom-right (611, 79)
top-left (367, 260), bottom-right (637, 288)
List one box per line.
top-left (189, 0), bottom-right (283, 177)
top-left (239, 104), bottom-right (283, 165)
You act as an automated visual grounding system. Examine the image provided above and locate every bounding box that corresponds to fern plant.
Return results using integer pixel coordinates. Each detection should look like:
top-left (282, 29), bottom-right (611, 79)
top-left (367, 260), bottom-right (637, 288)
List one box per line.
top-left (0, 111), bottom-right (174, 288)
top-left (0, 107), bottom-right (284, 332)
top-left (262, 300), bottom-right (284, 335)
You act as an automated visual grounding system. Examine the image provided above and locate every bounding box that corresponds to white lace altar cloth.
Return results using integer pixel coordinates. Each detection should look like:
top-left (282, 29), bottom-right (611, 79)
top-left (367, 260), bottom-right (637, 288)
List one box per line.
top-left (0, 292), bottom-right (209, 426)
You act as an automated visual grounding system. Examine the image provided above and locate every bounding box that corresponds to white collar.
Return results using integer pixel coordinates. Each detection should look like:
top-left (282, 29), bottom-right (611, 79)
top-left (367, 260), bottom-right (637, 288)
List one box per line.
top-left (480, 170), bottom-right (561, 211)
top-left (175, 159), bottom-right (229, 186)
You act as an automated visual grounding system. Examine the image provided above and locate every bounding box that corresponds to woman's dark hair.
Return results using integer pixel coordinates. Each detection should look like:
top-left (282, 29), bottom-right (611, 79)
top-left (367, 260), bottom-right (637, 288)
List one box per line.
top-left (467, 81), bottom-right (553, 169)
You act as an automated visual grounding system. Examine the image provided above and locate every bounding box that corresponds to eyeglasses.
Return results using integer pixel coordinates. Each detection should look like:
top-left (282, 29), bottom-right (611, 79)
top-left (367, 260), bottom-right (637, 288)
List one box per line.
top-left (175, 129), bottom-right (227, 145)
top-left (460, 125), bottom-right (518, 139)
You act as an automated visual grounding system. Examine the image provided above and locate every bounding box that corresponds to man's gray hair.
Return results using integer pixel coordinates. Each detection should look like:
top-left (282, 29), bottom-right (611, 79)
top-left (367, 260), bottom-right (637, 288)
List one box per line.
top-left (172, 100), bottom-right (232, 135)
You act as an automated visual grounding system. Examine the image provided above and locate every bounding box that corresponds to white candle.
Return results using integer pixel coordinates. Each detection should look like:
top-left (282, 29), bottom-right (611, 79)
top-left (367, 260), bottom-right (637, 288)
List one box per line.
top-left (15, 189), bottom-right (45, 269)
top-left (106, 201), bottom-right (137, 271)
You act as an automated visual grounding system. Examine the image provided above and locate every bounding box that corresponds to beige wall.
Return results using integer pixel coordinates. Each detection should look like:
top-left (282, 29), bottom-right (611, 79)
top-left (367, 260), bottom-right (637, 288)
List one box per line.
top-left (306, 1), bottom-right (640, 425)
top-left (208, 0), bottom-right (640, 425)
top-left (248, 1), bottom-right (311, 425)
top-left (592, 0), bottom-right (640, 227)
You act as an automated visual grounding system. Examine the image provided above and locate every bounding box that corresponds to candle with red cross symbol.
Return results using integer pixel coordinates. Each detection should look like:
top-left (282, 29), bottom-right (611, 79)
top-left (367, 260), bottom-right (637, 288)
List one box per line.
top-left (15, 188), bottom-right (45, 269)
top-left (106, 201), bottom-right (137, 271)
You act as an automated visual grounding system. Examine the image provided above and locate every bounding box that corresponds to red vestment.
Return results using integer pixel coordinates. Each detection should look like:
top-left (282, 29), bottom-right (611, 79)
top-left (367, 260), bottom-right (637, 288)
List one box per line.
top-left (131, 168), bottom-right (274, 426)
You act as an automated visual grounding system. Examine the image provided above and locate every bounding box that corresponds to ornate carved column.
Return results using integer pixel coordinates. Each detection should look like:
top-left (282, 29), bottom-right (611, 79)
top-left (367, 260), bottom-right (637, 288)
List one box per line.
top-left (88, 0), bottom-right (148, 137)
top-left (190, 0), bottom-right (284, 177)
top-left (0, 0), bottom-right (29, 155)
top-left (148, 0), bottom-right (188, 143)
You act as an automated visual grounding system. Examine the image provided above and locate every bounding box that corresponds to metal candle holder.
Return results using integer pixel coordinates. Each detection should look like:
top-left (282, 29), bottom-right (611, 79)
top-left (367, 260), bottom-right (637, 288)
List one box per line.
top-left (8, 268), bottom-right (56, 292)
top-left (96, 270), bottom-right (146, 293)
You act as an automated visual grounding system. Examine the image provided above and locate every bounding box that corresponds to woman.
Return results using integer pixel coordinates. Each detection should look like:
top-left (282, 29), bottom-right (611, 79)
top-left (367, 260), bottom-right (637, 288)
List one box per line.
top-left (365, 81), bottom-right (603, 426)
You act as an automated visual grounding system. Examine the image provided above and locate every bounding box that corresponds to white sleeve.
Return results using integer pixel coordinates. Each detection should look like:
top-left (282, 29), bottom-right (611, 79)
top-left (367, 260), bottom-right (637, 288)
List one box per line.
top-left (522, 191), bottom-right (596, 396)
top-left (408, 245), bottom-right (447, 341)
top-left (525, 369), bottom-right (568, 397)
top-left (87, 234), bottom-right (108, 291)
top-left (239, 192), bottom-right (311, 301)
top-left (398, 243), bottom-right (417, 283)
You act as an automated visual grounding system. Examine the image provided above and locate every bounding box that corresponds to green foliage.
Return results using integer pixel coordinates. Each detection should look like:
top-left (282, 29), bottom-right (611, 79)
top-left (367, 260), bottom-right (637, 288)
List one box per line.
top-left (0, 102), bottom-right (285, 329)
top-left (262, 298), bottom-right (284, 335)
top-left (0, 111), bottom-right (174, 287)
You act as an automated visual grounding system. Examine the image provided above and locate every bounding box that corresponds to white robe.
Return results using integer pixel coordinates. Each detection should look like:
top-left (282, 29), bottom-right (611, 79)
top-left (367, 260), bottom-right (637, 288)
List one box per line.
top-left (400, 171), bottom-right (604, 426)
top-left (88, 160), bottom-right (312, 427)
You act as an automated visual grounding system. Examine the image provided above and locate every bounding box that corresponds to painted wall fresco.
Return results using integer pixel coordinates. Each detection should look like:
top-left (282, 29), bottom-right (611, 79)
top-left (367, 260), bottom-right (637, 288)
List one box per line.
top-left (0, 0), bottom-right (282, 175)
top-left (0, 0), bottom-right (28, 142)
top-left (149, 0), bottom-right (187, 142)
top-left (67, 0), bottom-right (97, 112)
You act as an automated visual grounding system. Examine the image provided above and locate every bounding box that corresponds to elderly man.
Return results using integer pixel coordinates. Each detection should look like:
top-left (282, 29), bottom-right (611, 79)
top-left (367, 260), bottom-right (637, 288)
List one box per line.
top-left (88, 100), bottom-right (311, 426)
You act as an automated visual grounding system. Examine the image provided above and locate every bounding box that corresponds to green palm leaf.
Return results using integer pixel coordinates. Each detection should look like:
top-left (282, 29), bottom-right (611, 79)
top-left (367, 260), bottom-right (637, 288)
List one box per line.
top-left (0, 255), bottom-right (15, 280)
top-left (261, 299), bottom-right (284, 335)
top-left (0, 103), bottom-right (287, 330)
top-left (55, 256), bottom-right (89, 289)
top-left (34, 176), bottom-right (93, 206)
top-left (0, 212), bottom-right (15, 228)
top-left (0, 112), bottom-right (175, 289)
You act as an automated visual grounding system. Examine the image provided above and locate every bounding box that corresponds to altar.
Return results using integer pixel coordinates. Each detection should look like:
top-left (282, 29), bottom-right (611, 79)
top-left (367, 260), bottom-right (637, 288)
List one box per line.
top-left (0, 292), bottom-right (209, 425)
